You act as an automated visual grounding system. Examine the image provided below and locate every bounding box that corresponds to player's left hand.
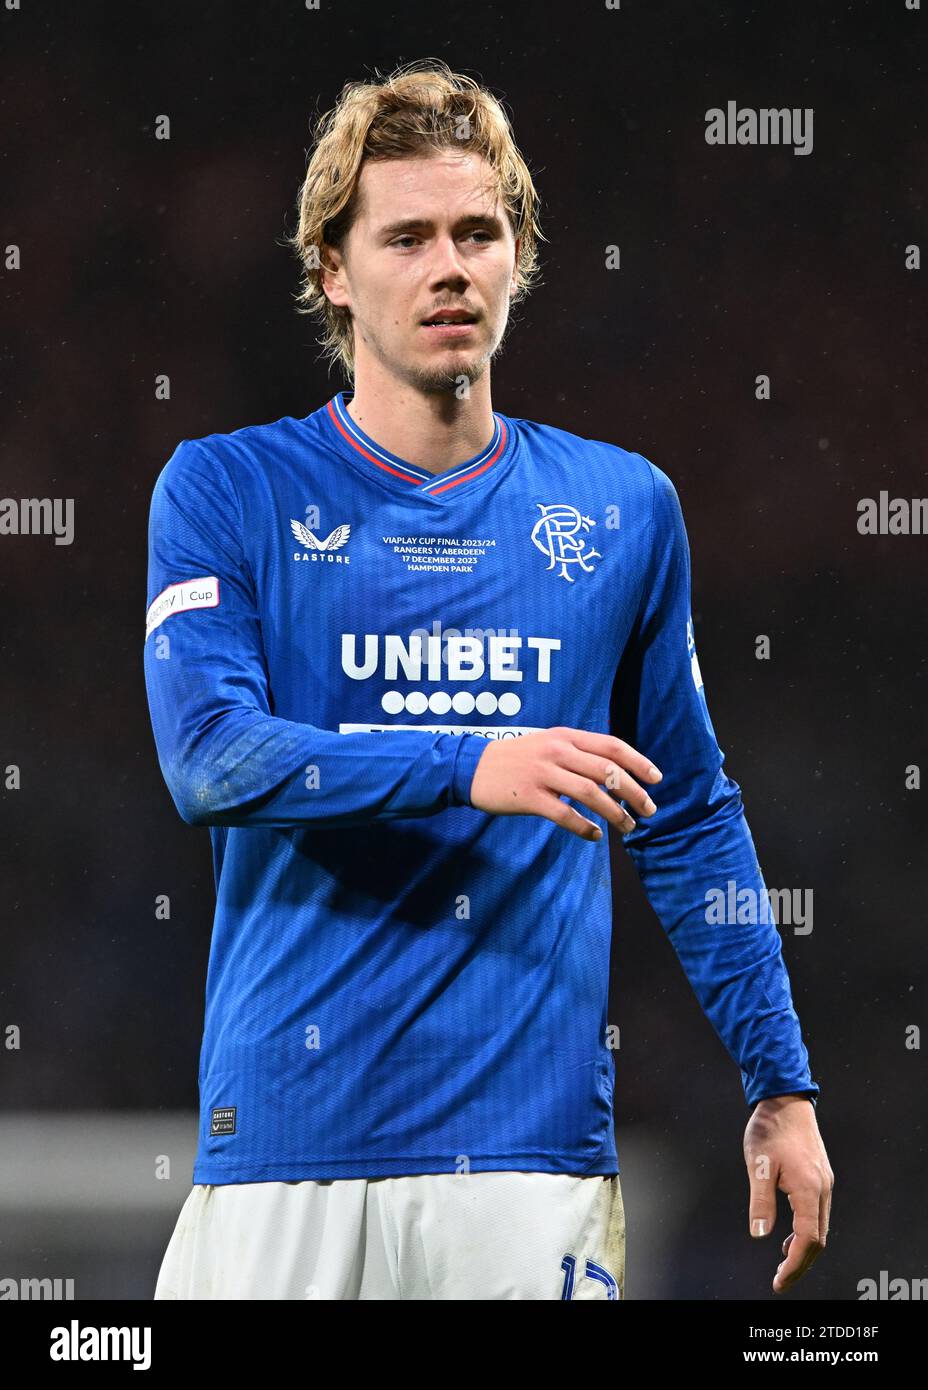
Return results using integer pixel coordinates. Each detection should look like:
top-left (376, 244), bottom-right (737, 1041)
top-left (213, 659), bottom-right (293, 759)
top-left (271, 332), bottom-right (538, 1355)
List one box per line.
top-left (742, 1093), bottom-right (834, 1294)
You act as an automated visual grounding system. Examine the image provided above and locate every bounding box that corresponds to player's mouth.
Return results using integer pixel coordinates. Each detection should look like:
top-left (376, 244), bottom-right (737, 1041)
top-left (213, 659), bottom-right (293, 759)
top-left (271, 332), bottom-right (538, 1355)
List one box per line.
top-left (419, 310), bottom-right (479, 339)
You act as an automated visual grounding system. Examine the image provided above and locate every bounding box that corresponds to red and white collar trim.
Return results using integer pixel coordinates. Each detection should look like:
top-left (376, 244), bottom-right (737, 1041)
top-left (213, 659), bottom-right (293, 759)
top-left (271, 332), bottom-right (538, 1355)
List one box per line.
top-left (324, 391), bottom-right (511, 496)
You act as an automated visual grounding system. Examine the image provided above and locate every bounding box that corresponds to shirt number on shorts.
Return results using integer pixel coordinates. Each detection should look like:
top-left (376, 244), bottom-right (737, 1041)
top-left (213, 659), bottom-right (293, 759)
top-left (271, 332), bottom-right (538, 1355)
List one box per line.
top-left (560, 1253), bottom-right (621, 1300)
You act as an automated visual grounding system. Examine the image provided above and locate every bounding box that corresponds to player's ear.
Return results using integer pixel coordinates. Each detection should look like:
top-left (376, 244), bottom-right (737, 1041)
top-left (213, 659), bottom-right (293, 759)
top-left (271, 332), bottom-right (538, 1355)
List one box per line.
top-left (320, 243), bottom-right (350, 310)
top-left (510, 235), bottom-right (521, 297)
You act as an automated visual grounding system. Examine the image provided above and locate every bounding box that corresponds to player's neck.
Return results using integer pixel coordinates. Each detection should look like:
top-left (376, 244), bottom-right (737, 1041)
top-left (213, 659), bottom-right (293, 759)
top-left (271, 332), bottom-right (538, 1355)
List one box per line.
top-left (344, 371), bottom-right (497, 478)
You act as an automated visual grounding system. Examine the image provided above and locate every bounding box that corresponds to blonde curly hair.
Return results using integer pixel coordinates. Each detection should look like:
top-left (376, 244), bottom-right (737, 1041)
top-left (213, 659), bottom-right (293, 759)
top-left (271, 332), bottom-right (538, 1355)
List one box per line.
top-left (287, 59), bottom-right (545, 380)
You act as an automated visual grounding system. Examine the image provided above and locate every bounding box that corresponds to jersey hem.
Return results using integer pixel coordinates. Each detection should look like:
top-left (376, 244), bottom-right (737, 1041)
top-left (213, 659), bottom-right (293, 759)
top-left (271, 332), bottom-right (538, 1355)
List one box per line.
top-left (192, 1152), bottom-right (620, 1184)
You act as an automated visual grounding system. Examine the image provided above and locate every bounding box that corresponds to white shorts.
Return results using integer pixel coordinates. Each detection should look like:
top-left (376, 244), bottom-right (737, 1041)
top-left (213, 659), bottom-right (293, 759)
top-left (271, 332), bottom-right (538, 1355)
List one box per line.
top-left (154, 1171), bottom-right (625, 1300)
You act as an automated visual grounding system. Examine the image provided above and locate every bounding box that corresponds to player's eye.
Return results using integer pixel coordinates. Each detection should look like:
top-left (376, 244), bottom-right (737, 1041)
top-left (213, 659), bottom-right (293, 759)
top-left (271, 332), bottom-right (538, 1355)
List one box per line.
top-left (390, 230), bottom-right (494, 249)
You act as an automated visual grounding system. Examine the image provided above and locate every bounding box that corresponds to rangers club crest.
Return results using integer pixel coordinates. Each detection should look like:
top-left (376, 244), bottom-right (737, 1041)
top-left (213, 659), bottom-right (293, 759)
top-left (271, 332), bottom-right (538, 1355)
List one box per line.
top-left (530, 503), bottom-right (601, 582)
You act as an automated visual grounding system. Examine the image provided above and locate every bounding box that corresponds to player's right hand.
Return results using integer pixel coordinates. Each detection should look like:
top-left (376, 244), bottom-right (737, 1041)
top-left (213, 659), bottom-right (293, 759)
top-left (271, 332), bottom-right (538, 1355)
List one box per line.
top-left (467, 726), bottom-right (662, 841)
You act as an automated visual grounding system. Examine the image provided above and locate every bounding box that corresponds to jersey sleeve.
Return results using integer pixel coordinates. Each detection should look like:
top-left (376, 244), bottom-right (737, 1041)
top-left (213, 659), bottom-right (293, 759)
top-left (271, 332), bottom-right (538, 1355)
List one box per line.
top-left (610, 460), bottom-right (819, 1108)
top-left (143, 439), bottom-right (488, 828)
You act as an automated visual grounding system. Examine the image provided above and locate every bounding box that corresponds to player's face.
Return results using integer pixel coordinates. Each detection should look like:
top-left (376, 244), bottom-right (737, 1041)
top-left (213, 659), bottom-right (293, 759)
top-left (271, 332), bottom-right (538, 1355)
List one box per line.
top-left (327, 151), bottom-right (521, 394)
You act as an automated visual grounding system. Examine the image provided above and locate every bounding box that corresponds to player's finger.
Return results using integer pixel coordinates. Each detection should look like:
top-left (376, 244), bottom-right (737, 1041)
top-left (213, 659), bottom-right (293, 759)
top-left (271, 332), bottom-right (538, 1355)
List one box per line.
top-left (560, 729), bottom-right (663, 783)
top-left (558, 749), bottom-right (657, 818)
top-left (773, 1189), bottom-right (825, 1293)
top-left (747, 1157), bottom-right (778, 1239)
top-left (819, 1166), bottom-right (834, 1247)
top-left (549, 768), bottom-right (637, 833)
top-left (774, 1230), bottom-right (824, 1293)
top-left (535, 790), bottom-right (606, 842)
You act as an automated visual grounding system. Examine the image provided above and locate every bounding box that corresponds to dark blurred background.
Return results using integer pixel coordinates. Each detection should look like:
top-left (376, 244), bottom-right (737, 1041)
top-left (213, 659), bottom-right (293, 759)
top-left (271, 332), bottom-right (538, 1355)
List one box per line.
top-left (1, 0), bottom-right (924, 1300)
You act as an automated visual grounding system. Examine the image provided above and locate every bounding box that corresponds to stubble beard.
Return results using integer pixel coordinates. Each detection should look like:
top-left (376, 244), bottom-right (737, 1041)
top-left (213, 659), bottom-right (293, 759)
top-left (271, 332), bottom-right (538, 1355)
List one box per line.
top-left (354, 308), bottom-right (511, 397)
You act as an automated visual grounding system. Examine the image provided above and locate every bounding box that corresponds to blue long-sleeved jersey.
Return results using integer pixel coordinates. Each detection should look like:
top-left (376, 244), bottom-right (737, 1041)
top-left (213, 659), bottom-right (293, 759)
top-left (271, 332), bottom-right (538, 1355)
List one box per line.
top-left (143, 389), bottom-right (818, 1183)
